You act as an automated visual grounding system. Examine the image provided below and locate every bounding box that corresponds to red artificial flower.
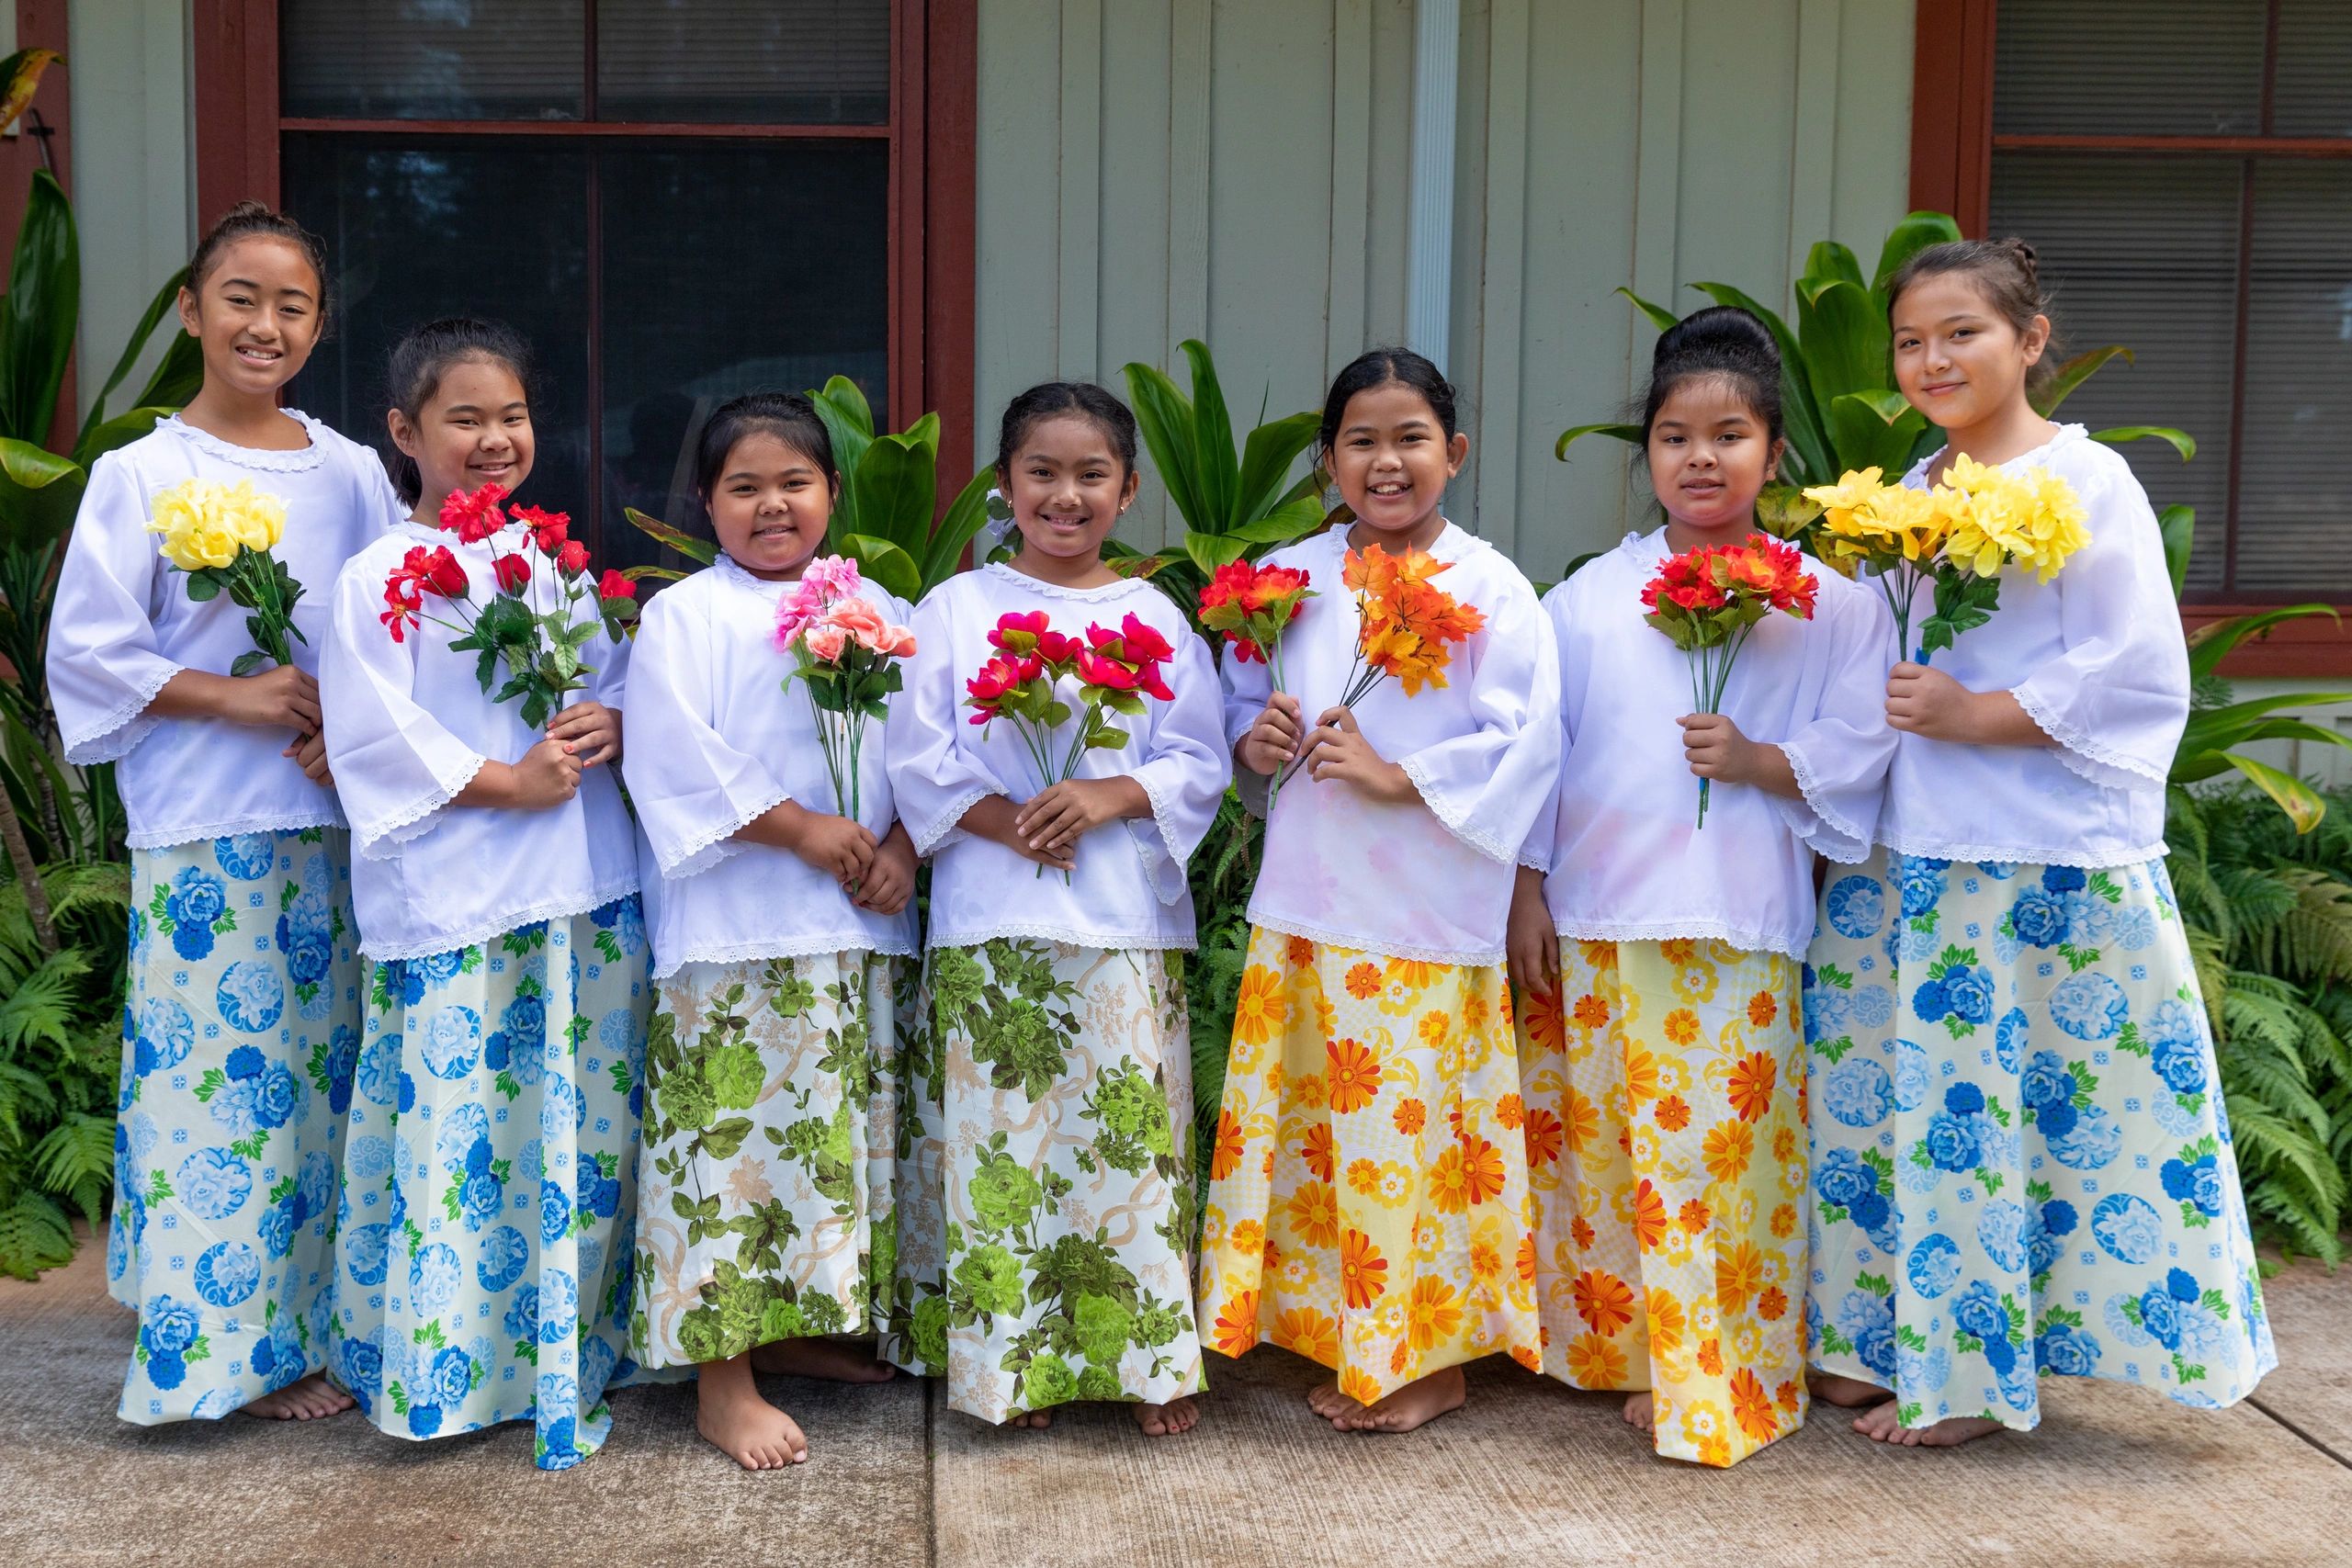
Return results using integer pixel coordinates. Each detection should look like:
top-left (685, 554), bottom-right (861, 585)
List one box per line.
top-left (380, 545), bottom-right (468, 640)
top-left (597, 568), bottom-right (636, 602)
top-left (379, 579), bottom-right (421, 641)
top-left (1244, 563), bottom-right (1310, 614)
top-left (1114, 611), bottom-right (1174, 666)
top-left (555, 539), bottom-right (590, 577)
top-left (965, 652), bottom-right (1042, 723)
top-left (1200, 561), bottom-right (1252, 611)
top-left (437, 483), bottom-right (509, 545)
top-left (1075, 648), bottom-right (1140, 692)
top-left (492, 552), bottom-right (532, 594)
top-left (989, 609), bottom-right (1079, 665)
top-left (510, 503), bottom-right (570, 554)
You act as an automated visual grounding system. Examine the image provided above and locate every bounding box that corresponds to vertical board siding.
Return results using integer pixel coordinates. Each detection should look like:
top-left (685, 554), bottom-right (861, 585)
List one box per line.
top-left (974, 0), bottom-right (1914, 575)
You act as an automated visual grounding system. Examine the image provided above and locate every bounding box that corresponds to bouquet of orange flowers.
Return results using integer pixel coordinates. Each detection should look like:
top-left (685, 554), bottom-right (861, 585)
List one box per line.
top-left (1640, 533), bottom-right (1817, 827)
top-left (1279, 543), bottom-right (1482, 787)
top-left (1197, 559), bottom-right (1316, 810)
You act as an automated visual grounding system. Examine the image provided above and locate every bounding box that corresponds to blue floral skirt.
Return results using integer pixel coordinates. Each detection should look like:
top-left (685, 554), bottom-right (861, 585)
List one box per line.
top-left (108, 828), bottom-right (361, 1423)
top-left (328, 897), bottom-right (650, 1470)
top-left (1804, 848), bottom-right (2275, 1429)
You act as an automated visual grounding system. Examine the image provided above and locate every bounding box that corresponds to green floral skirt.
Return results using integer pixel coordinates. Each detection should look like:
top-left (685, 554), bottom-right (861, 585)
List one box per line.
top-left (630, 951), bottom-right (914, 1370)
top-left (885, 939), bottom-right (1204, 1423)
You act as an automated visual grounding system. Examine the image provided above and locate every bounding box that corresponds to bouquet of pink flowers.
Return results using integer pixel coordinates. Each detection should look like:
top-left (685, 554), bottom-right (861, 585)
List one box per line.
top-left (773, 555), bottom-right (918, 825)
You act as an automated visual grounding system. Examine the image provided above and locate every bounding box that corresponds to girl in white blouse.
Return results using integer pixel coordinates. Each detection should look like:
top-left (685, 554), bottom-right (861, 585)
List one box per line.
top-left (1509, 308), bottom-right (1894, 1466)
top-left (1804, 240), bottom-right (2272, 1446)
top-left (1198, 350), bottom-right (1562, 1435)
top-left (51, 203), bottom-right (396, 1426)
top-left (319, 319), bottom-right (647, 1470)
top-left (885, 382), bottom-right (1230, 1434)
top-left (624, 393), bottom-right (918, 1470)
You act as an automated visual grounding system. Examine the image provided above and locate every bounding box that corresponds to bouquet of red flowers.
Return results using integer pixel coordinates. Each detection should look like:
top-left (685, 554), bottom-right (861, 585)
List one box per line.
top-left (1197, 559), bottom-right (1315, 809)
top-left (379, 482), bottom-right (638, 728)
top-left (965, 608), bottom-right (1175, 876)
top-left (1639, 533), bottom-right (1816, 827)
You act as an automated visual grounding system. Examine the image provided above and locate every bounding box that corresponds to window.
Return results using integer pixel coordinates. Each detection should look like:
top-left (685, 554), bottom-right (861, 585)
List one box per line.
top-left (191, 0), bottom-right (973, 573)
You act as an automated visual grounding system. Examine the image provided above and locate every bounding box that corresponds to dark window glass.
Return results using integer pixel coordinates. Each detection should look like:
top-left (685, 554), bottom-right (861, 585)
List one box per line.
top-left (595, 0), bottom-right (891, 125)
top-left (281, 0), bottom-right (587, 121)
top-left (1993, 0), bottom-right (2266, 137)
top-left (2236, 162), bottom-right (2352, 596)
top-left (282, 134), bottom-right (889, 575)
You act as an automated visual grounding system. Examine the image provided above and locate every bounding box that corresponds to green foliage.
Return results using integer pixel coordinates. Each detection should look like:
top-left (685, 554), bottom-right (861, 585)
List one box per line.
top-left (1117, 341), bottom-right (1336, 621)
top-left (624, 377), bottom-right (994, 604)
top-left (2167, 787), bottom-right (2352, 1263)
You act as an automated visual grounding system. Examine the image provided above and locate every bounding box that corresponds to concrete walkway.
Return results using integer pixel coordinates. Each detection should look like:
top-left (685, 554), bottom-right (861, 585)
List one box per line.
top-left (5, 1240), bottom-right (2349, 1567)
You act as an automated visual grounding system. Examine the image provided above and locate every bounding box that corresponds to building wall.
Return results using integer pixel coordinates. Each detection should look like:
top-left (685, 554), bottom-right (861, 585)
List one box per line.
top-left (976, 0), bottom-right (1915, 576)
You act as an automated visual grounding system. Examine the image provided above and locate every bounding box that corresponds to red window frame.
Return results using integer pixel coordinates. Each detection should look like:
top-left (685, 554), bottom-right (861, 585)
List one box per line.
top-left (187, 0), bottom-right (975, 527)
top-left (1909, 0), bottom-right (2352, 676)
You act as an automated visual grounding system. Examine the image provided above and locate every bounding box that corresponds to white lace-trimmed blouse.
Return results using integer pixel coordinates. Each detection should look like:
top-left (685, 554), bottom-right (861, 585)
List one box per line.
top-left (321, 519), bottom-right (638, 961)
top-left (47, 412), bottom-right (403, 849)
top-left (1225, 522), bottom-right (1562, 968)
top-left (887, 561), bottom-right (1230, 953)
top-left (627, 555), bottom-right (918, 979)
top-left (1521, 527), bottom-right (1895, 961)
top-left (1876, 423), bottom-right (2188, 869)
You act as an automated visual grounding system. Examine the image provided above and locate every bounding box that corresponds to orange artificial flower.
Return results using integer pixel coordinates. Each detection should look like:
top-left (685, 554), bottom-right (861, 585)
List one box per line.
top-left (1702, 1120), bottom-right (1755, 1184)
top-left (1211, 1108), bottom-right (1247, 1181)
top-left (1211, 1291), bottom-right (1261, 1358)
top-left (1301, 1122), bottom-right (1337, 1184)
top-left (1727, 1051), bottom-right (1778, 1123)
top-left (1408, 1277), bottom-right (1464, 1350)
top-left (1522, 1107), bottom-right (1565, 1169)
top-left (1392, 1097), bottom-right (1427, 1136)
top-left (1271, 1306), bottom-right (1340, 1366)
top-left (1655, 1094), bottom-right (1691, 1133)
top-left (1326, 1036), bottom-right (1385, 1113)
top-left (1572, 1269), bottom-right (1637, 1337)
top-left (1730, 1368), bottom-right (1779, 1444)
top-left (1344, 961), bottom-right (1383, 1000)
top-left (1286, 1181), bottom-right (1342, 1250)
top-left (1340, 1227), bottom-right (1389, 1308)
top-left (1630, 1179), bottom-right (1668, 1252)
top-left (1746, 990), bottom-right (1779, 1029)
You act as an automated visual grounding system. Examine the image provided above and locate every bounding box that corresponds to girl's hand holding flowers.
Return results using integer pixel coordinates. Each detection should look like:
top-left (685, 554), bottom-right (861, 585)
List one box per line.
top-left (504, 736), bottom-right (582, 809)
top-left (780, 803), bottom-right (879, 886)
top-left (957, 794), bottom-right (1077, 874)
top-left (215, 661), bottom-right (321, 733)
top-left (1677, 712), bottom-right (1799, 796)
top-left (1298, 705), bottom-right (1418, 803)
top-left (1238, 692), bottom-right (1304, 777)
top-left (1885, 660), bottom-right (2047, 747)
top-left (546, 699), bottom-right (620, 768)
top-left (1014, 776), bottom-right (1148, 860)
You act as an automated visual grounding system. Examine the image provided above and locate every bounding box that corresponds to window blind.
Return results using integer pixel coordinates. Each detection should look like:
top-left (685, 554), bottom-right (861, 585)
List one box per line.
top-left (596, 0), bottom-right (890, 125)
top-left (1993, 0), bottom-right (2267, 137)
top-left (2276, 0), bottom-right (2352, 138)
top-left (281, 0), bottom-right (588, 121)
top-left (2237, 162), bottom-right (2352, 594)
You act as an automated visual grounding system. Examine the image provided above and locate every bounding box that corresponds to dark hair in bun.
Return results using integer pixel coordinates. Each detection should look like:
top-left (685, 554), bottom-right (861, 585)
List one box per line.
top-left (1887, 237), bottom-right (2058, 384)
top-left (1639, 305), bottom-right (1783, 445)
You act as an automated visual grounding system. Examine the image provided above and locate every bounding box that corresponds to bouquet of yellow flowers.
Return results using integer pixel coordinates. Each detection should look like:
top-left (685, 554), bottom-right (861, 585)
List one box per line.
top-left (1804, 456), bottom-right (2088, 662)
top-left (145, 477), bottom-right (306, 675)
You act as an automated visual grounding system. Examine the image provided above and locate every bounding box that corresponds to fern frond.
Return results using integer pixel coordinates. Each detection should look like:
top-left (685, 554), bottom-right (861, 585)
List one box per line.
top-left (0, 1190), bottom-right (74, 1281)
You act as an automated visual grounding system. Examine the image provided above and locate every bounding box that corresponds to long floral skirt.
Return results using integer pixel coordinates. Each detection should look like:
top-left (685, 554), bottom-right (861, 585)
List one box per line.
top-left (1805, 849), bottom-right (2276, 1429)
top-left (1516, 938), bottom-right (1809, 1466)
top-left (630, 951), bottom-right (912, 1369)
top-left (109, 828), bottom-right (360, 1423)
top-left (329, 897), bottom-right (651, 1470)
top-left (1196, 930), bottom-right (1541, 1405)
top-left (885, 939), bottom-right (1202, 1424)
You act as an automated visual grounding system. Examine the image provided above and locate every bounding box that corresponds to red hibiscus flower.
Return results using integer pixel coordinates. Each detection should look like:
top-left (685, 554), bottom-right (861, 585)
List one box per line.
top-left (437, 483), bottom-right (509, 544)
top-left (492, 552), bottom-right (531, 594)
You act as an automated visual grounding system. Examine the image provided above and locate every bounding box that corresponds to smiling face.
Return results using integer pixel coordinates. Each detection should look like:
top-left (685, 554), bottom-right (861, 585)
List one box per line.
top-left (1645, 374), bottom-right (1782, 542)
top-left (1001, 412), bottom-right (1136, 565)
top-left (388, 355), bottom-right (536, 515)
top-left (1892, 272), bottom-right (2049, 435)
top-left (707, 429), bottom-right (836, 579)
top-left (1329, 379), bottom-right (1467, 548)
top-left (176, 236), bottom-right (322, 399)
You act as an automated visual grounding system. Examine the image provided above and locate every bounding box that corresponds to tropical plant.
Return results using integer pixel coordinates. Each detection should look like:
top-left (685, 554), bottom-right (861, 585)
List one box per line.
top-left (624, 375), bottom-right (994, 604)
top-left (1116, 340), bottom-right (1332, 622)
top-left (0, 62), bottom-right (203, 1275)
top-left (1555, 209), bottom-right (2194, 545)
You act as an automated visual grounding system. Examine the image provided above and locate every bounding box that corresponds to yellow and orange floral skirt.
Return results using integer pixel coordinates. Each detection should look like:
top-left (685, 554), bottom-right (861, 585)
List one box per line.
top-left (1516, 937), bottom-right (1808, 1467)
top-left (1196, 928), bottom-right (1541, 1405)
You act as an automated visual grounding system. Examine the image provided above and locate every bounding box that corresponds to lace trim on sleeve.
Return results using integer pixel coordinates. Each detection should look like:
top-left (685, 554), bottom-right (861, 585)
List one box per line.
top-left (357, 750), bottom-right (488, 861)
top-left (1776, 738), bottom-right (1871, 863)
top-left (1126, 768), bottom-right (1193, 905)
top-left (912, 784), bottom-right (993, 858)
top-left (60, 660), bottom-right (183, 765)
top-left (662, 784), bottom-right (791, 880)
top-left (1398, 752), bottom-right (1517, 866)
top-left (2013, 684), bottom-right (2170, 790)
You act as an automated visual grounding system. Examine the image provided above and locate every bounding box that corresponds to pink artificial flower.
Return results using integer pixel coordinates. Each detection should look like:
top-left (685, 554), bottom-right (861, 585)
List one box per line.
top-left (803, 554), bottom-right (865, 604)
top-left (802, 622), bottom-right (849, 662)
top-left (826, 597), bottom-right (890, 649)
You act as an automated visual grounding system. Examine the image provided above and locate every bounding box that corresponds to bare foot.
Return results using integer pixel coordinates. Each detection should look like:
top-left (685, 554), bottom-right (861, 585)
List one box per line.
top-left (696, 1353), bottom-right (808, 1470)
top-left (1134, 1397), bottom-right (1201, 1436)
top-left (1852, 1401), bottom-right (2004, 1448)
top-left (240, 1372), bottom-right (353, 1420)
top-left (1004, 1408), bottom-right (1054, 1430)
top-left (750, 1337), bottom-right (897, 1384)
top-left (1811, 1371), bottom-right (1895, 1409)
top-left (1622, 1392), bottom-right (1655, 1433)
top-left (1332, 1366), bottom-right (1465, 1434)
top-left (1306, 1381), bottom-right (1356, 1419)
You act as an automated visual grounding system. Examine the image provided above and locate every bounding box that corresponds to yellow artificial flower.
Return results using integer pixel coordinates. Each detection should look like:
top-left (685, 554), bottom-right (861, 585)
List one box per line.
top-left (145, 477), bottom-right (287, 570)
